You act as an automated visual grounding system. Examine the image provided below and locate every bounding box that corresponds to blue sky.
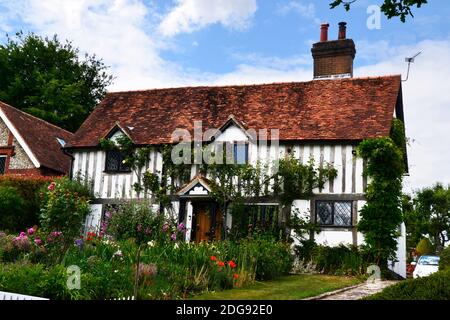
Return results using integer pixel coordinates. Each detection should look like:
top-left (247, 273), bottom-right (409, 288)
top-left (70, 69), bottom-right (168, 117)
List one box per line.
top-left (0, 0), bottom-right (450, 192)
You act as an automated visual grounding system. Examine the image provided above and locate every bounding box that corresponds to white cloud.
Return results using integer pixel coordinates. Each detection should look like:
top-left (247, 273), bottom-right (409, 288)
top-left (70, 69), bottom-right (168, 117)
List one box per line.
top-left (277, 1), bottom-right (320, 25)
top-left (157, 0), bottom-right (257, 37)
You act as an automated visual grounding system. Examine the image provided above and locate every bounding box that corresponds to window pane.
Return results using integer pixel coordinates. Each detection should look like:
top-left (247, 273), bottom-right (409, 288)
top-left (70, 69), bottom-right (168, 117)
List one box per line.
top-left (234, 143), bottom-right (248, 164)
top-left (317, 202), bottom-right (333, 225)
top-left (106, 150), bottom-right (120, 171)
top-left (334, 202), bottom-right (352, 226)
top-left (0, 156), bottom-right (6, 174)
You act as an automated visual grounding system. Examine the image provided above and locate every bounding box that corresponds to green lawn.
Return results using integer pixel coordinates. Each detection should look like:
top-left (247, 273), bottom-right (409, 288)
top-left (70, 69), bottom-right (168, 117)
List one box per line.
top-left (191, 274), bottom-right (362, 300)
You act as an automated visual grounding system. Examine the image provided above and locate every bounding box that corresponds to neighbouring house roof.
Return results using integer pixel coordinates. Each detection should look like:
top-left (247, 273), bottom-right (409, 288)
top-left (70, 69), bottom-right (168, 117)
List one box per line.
top-left (0, 101), bottom-right (74, 174)
top-left (66, 75), bottom-right (403, 148)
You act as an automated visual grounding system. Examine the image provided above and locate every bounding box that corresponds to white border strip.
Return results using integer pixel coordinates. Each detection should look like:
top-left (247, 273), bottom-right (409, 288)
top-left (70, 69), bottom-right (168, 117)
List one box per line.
top-left (0, 109), bottom-right (40, 168)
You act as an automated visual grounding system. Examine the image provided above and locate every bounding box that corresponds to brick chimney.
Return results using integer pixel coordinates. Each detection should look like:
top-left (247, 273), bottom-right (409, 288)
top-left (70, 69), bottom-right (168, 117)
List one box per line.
top-left (311, 22), bottom-right (356, 79)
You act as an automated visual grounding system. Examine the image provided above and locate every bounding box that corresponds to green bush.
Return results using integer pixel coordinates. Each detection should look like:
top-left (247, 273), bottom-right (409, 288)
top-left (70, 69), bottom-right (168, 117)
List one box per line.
top-left (0, 175), bottom-right (53, 231)
top-left (366, 270), bottom-right (450, 300)
top-left (39, 177), bottom-right (92, 260)
top-left (0, 262), bottom-right (70, 299)
top-left (0, 186), bottom-right (26, 232)
top-left (416, 238), bottom-right (434, 256)
top-left (296, 243), bottom-right (369, 276)
top-left (439, 246), bottom-right (450, 271)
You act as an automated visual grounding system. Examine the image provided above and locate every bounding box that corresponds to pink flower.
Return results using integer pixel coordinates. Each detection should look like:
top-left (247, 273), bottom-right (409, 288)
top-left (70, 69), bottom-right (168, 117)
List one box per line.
top-left (170, 233), bottom-right (177, 241)
top-left (34, 237), bottom-right (43, 246)
top-left (27, 228), bottom-right (34, 235)
top-left (162, 223), bottom-right (169, 232)
top-left (177, 223), bottom-right (185, 231)
top-left (48, 182), bottom-right (56, 191)
top-left (19, 231), bottom-right (26, 237)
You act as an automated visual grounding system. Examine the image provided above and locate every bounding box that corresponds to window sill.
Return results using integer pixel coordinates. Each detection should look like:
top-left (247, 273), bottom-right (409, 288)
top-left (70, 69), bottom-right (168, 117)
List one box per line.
top-left (103, 170), bottom-right (132, 175)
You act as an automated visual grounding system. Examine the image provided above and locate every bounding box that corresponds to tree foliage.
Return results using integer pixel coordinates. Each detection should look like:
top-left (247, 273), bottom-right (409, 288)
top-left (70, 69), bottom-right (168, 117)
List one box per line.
top-left (330, 0), bottom-right (428, 22)
top-left (0, 32), bottom-right (113, 132)
top-left (404, 183), bottom-right (450, 252)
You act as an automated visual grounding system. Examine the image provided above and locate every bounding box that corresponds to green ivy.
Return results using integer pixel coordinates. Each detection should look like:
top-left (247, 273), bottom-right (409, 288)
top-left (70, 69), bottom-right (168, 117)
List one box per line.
top-left (356, 119), bottom-right (406, 270)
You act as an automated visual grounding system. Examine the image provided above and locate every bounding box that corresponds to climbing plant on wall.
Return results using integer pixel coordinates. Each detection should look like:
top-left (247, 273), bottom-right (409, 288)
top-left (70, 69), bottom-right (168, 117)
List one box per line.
top-left (357, 118), bottom-right (406, 271)
top-left (99, 137), bottom-right (338, 241)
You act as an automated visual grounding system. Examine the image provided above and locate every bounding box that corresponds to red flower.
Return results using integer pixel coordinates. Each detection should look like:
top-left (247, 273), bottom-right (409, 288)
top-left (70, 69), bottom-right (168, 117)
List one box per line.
top-left (228, 261), bottom-right (237, 269)
top-left (210, 255), bottom-right (217, 261)
top-left (233, 273), bottom-right (239, 279)
top-left (217, 261), bottom-right (225, 267)
top-left (47, 182), bottom-right (56, 191)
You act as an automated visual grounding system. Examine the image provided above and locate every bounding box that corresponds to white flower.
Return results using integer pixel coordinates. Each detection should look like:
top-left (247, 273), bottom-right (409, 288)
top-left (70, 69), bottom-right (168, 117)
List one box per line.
top-left (174, 243), bottom-right (179, 249)
top-left (147, 240), bottom-right (155, 247)
top-left (113, 249), bottom-right (123, 257)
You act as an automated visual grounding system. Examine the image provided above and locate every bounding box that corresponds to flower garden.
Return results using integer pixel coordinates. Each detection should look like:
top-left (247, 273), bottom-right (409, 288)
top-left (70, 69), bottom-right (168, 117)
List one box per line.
top-left (0, 176), bottom-right (294, 300)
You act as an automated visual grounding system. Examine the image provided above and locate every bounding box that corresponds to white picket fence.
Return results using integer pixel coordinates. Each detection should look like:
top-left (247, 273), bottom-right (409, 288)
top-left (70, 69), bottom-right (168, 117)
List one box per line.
top-left (0, 291), bottom-right (49, 300)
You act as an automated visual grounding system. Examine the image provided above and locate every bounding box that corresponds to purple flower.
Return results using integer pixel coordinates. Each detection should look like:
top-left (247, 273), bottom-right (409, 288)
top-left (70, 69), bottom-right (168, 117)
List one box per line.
top-left (27, 228), bottom-right (35, 235)
top-left (144, 228), bottom-right (151, 235)
top-left (170, 233), bottom-right (177, 241)
top-left (162, 223), bottom-right (169, 233)
top-left (105, 211), bottom-right (112, 219)
top-left (19, 231), bottom-right (26, 237)
top-left (137, 224), bottom-right (142, 232)
top-left (75, 239), bottom-right (83, 247)
top-left (35, 237), bottom-right (43, 246)
top-left (177, 223), bottom-right (185, 231)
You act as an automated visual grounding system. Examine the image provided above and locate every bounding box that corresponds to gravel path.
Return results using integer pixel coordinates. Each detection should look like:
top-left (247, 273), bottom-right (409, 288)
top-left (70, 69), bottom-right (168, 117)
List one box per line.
top-left (306, 280), bottom-right (398, 300)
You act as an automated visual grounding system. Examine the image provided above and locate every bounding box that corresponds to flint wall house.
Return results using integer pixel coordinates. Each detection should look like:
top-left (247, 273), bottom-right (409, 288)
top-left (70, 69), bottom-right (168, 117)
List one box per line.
top-left (65, 23), bottom-right (407, 278)
top-left (0, 101), bottom-right (73, 176)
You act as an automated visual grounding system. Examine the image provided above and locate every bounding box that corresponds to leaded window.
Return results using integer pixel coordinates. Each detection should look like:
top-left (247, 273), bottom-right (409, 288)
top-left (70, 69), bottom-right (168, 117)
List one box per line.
top-left (105, 150), bottom-right (130, 173)
top-left (0, 156), bottom-right (6, 174)
top-left (316, 201), bottom-right (352, 227)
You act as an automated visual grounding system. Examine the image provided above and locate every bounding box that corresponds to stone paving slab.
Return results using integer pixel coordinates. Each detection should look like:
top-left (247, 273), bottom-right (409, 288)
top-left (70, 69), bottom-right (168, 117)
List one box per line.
top-left (307, 280), bottom-right (398, 300)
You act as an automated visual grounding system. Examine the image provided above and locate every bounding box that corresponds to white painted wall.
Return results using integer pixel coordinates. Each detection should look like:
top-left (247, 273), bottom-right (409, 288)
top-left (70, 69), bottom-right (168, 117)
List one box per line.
top-left (85, 204), bottom-right (102, 234)
top-left (72, 148), bottom-right (162, 200)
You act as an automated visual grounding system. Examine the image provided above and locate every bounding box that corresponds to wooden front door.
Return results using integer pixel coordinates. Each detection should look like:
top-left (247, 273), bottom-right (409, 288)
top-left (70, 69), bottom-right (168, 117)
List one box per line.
top-left (194, 203), bottom-right (223, 243)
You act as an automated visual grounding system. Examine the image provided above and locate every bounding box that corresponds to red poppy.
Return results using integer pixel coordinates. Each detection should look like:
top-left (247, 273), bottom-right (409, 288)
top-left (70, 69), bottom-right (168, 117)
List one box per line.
top-left (217, 261), bottom-right (225, 267)
top-left (228, 261), bottom-right (237, 268)
top-left (233, 273), bottom-right (239, 279)
top-left (210, 255), bottom-right (217, 261)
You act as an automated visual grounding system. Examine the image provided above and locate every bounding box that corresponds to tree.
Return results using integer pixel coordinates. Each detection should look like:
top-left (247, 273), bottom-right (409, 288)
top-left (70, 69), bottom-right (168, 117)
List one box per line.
top-left (404, 184), bottom-right (450, 252)
top-left (330, 0), bottom-right (428, 22)
top-left (0, 32), bottom-right (113, 132)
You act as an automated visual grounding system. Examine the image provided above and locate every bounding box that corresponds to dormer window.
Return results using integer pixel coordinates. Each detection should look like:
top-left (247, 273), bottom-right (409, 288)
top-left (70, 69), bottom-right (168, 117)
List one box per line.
top-left (56, 138), bottom-right (66, 147)
top-left (233, 142), bottom-right (248, 164)
top-left (105, 150), bottom-right (130, 173)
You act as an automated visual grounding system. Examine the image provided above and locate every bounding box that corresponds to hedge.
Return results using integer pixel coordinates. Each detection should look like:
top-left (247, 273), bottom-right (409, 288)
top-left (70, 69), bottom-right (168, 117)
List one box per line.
top-left (366, 270), bottom-right (450, 300)
top-left (0, 175), bottom-right (54, 232)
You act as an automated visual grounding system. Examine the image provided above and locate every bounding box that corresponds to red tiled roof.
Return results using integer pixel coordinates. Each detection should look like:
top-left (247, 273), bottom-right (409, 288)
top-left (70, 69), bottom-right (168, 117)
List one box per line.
top-left (67, 75), bottom-right (402, 148)
top-left (0, 101), bottom-right (73, 174)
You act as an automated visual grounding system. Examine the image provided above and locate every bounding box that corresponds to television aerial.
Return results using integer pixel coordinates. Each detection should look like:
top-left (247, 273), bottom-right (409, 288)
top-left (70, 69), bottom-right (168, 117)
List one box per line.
top-left (402, 51), bottom-right (421, 82)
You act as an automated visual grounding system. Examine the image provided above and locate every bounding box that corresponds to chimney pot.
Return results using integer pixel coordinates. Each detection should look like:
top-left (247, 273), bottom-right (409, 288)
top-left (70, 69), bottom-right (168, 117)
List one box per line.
top-left (320, 23), bottom-right (329, 42)
top-left (338, 22), bottom-right (347, 40)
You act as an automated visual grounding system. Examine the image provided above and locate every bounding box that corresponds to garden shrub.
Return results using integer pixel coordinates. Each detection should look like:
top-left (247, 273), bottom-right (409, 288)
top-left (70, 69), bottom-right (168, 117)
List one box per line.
top-left (39, 177), bottom-right (92, 261)
top-left (439, 246), bottom-right (450, 271)
top-left (296, 243), bottom-right (369, 276)
top-left (0, 175), bottom-right (53, 232)
top-left (416, 238), bottom-right (435, 256)
top-left (0, 186), bottom-right (26, 232)
top-left (366, 270), bottom-right (450, 300)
